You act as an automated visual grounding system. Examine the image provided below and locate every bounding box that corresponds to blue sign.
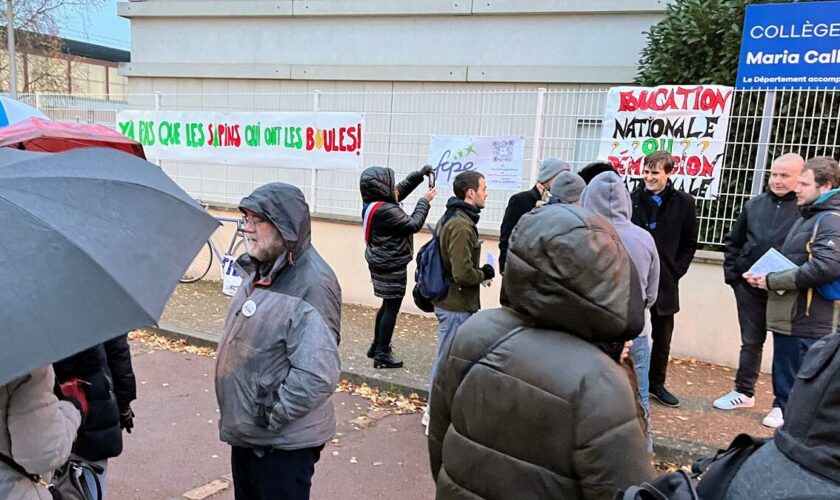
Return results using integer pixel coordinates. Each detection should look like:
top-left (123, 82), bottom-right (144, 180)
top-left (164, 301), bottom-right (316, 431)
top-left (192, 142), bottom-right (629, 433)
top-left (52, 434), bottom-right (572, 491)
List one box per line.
top-left (736, 1), bottom-right (840, 89)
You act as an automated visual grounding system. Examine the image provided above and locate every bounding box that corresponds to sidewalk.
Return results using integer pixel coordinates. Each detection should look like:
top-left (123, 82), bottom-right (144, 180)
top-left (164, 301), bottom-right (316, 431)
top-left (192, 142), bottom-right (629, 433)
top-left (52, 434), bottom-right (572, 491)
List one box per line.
top-left (157, 280), bottom-right (776, 464)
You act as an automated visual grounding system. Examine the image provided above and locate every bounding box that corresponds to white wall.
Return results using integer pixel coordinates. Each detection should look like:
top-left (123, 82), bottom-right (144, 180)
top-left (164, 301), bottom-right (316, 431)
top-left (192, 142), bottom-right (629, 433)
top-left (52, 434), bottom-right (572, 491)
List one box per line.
top-left (118, 0), bottom-right (665, 84)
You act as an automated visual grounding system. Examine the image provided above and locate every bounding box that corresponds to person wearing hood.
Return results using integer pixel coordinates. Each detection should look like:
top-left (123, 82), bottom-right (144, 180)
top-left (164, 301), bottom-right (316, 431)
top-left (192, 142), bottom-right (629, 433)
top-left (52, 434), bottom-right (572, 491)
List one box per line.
top-left (745, 156), bottom-right (840, 429)
top-left (498, 158), bottom-right (570, 274)
top-left (427, 204), bottom-right (652, 499)
top-left (581, 171), bottom-right (660, 438)
top-left (215, 183), bottom-right (341, 500)
top-left (359, 165), bottom-right (437, 369)
top-left (630, 151), bottom-right (698, 408)
top-left (724, 332), bottom-right (840, 499)
top-left (713, 154), bottom-right (803, 416)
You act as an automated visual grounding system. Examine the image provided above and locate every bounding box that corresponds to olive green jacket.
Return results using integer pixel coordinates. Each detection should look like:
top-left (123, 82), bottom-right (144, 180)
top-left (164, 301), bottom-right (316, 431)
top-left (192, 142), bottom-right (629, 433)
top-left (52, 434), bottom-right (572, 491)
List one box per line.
top-left (432, 208), bottom-right (484, 313)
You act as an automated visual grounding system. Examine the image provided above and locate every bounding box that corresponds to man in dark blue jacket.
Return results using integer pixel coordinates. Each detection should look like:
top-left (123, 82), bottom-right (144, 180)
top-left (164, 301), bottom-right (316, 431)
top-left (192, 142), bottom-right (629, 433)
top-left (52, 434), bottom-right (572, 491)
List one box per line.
top-left (714, 153), bottom-right (803, 412)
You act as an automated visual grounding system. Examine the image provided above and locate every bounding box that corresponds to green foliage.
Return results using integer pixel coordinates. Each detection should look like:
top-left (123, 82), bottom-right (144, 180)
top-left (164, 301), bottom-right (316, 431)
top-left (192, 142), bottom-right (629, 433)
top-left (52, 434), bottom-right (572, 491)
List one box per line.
top-left (635, 0), bottom-right (839, 250)
top-left (635, 0), bottom-right (824, 86)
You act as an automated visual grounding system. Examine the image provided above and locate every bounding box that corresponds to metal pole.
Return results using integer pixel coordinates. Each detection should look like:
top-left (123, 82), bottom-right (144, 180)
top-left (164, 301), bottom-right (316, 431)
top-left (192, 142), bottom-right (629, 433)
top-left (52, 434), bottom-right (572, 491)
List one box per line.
top-left (529, 88), bottom-right (547, 186)
top-left (6, 0), bottom-right (16, 99)
top-left (310, 90), bottom-right (321, 213)
top-left (750, 91), bottom-right (777, 196)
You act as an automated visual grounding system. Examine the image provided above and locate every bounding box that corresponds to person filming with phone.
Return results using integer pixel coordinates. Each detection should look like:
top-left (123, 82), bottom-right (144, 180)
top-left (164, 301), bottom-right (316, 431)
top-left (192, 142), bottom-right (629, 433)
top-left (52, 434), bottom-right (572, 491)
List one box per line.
top-left (359, 164), bottom-right (437, 369)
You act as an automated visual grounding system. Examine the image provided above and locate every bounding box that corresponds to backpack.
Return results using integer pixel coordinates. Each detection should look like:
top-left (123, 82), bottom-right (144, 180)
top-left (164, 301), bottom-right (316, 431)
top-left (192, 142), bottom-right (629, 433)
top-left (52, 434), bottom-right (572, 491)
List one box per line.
top-left (614, 433), bottom-right (766, 500)
top-left (413, 214), bottom-right (454, 312)
top-left (806, 211), bottom-right (840, 302)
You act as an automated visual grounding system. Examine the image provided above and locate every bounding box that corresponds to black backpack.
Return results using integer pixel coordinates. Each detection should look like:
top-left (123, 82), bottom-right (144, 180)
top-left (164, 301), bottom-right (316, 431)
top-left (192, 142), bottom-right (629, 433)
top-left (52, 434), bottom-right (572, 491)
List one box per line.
top-left (615, 433), bottom-right (767, 500)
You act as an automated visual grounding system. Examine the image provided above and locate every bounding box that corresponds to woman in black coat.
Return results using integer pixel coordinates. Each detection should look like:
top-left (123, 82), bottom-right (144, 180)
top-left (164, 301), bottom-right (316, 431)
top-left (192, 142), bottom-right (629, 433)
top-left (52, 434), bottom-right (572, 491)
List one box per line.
top-left (360, 165), bottom-right (436, 368)
top-left (53, 333), bottom-right (136, 498)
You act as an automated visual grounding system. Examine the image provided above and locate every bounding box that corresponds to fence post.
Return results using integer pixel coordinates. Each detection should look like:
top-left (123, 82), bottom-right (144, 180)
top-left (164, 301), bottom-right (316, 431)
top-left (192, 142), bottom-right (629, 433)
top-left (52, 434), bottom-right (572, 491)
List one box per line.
top-left (34, 92), bottom-right (41, 111)
top-left (529, 88), bottom-right (547, 186)
top-left (750, 91), bottom-right (777, 196)
top-left (153, 92), bottom-right (162, 167)
top-left (310, 90), bottom-right (321, 213)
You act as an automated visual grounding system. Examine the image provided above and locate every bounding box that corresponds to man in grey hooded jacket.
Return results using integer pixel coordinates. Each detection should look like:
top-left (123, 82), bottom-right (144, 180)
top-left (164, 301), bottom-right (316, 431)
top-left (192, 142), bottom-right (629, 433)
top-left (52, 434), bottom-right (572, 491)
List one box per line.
top-left (581, 171), bottom-right (660, 429)
top-left (215, 183), bottom-right (341, 500)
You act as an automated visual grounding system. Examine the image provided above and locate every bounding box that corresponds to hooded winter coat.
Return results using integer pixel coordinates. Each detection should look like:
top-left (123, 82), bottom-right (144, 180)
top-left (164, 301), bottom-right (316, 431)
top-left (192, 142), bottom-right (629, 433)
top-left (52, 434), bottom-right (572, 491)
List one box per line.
top-left (631, 181), bottom-right (698, 316)
top-left (766, 190), bottom-right (840, 338)
top-left (215, 183), bottom-right (342, 451)
top-left (53, 334), bottom-right (136, 461)
top-left (581, 171), bottom-right (660, 336)
top-left (360, 167), bottom-right (430, 272)
top-left (0, 366), bottom-right (81, 500)
top-left (774, 331), bottom-right (840, 486)
top-left (428, 205), bottom-right (652, 500)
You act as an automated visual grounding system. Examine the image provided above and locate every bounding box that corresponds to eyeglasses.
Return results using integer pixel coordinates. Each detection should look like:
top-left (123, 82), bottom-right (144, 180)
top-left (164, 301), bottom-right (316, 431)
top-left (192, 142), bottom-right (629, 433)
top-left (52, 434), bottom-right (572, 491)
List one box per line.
top-left (241, 215), bottom-right (268, 227)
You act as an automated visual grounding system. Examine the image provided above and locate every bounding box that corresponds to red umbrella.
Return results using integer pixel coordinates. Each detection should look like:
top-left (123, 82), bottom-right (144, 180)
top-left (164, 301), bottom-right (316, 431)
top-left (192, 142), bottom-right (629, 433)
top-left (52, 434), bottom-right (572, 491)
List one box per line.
top-left (0, 116), bottom-right (145, 159)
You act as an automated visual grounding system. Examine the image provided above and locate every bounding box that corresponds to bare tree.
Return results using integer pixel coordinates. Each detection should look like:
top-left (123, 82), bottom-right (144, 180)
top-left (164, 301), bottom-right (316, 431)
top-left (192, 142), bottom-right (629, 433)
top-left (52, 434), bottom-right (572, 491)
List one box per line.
top-left (0, 0), bottom-right (105, 93)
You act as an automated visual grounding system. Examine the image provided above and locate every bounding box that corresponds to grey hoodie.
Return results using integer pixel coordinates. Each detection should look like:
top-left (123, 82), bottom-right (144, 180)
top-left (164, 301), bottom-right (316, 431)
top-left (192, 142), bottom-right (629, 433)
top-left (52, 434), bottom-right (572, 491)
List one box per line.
top-left (581, 171), bottom-right (660, 336)
top-left (215, 183), bottom-right (341, 451)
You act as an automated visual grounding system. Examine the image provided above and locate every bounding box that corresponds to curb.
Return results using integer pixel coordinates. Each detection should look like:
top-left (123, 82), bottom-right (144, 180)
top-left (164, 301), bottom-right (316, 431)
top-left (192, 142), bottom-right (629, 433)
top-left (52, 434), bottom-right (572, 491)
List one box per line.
top-left (149, 323), bottom-right (715, 465)
top-left (149, 323), bottom-right (431, 400)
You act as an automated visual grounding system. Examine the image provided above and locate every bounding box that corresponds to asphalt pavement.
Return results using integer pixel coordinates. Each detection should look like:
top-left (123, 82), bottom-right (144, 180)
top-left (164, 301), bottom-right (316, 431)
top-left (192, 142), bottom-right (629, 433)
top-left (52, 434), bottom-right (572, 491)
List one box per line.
top-left (154, 280), bottom-right (777, 466)
top-left (109, 341), bottom-right (434, 500)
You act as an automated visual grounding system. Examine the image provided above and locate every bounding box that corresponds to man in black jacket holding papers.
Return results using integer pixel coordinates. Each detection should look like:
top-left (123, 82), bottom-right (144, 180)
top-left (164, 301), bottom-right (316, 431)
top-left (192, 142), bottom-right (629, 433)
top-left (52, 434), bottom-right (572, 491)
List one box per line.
top-left (713, 153), bottom-right (803, 413)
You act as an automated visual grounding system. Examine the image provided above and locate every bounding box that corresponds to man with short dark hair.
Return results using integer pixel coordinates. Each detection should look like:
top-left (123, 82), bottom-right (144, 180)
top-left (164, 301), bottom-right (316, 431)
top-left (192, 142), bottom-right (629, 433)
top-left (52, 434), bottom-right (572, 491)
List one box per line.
top-left (631, 151), bottom-right (698, 408)
top-left (745, 156), bottom-right (840, 429)
top-left (713, 153), bottom-right (803, 412)
top-left (423, 171), bottom-right (493, 431)
top-left (215, 183), bottom-right (341, 500)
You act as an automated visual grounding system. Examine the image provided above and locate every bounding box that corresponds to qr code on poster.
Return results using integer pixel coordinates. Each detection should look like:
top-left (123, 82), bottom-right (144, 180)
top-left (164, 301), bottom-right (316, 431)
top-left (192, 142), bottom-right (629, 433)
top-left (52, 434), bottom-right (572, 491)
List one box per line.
top-left (492, 140), bottom-right (515, 162)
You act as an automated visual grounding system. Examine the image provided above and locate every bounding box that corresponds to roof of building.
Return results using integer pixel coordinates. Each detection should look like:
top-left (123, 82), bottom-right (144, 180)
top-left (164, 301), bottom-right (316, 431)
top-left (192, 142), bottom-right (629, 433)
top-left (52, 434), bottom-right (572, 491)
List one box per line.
top-left (61, 38), bottom-right (130, 63)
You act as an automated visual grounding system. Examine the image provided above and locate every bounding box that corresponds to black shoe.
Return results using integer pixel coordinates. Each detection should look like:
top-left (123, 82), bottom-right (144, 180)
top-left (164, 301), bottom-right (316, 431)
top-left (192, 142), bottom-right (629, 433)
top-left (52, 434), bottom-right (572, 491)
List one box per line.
top-left (650, 385), bottom-right (680, 407)
top-left (366, 343), bottom-right (376, 359)
top-left (373, 348), bottom-right (404, 369)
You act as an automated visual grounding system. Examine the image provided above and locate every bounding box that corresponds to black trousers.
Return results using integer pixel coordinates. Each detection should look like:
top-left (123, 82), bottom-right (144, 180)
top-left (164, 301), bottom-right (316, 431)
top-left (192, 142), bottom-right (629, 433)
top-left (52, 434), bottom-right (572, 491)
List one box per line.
top-left (733, 282), bottom-right (769, 398)
top-left (231, 445), bottom-right (324, 500)
top-left (649, 313), bottom-right (675, 388)
top-left (374, 296), bottom-right (403, 352)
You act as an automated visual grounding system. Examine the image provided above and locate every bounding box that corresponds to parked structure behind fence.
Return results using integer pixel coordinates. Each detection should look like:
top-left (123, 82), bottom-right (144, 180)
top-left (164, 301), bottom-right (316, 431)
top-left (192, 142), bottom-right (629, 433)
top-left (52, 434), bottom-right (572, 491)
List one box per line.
top-left (18, 88), bottom-right (839, 247)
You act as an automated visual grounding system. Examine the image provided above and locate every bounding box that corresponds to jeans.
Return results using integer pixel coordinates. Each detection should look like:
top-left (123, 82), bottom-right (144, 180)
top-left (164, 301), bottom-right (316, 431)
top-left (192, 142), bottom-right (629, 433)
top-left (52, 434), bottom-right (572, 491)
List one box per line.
top-left (79, 458), bottom-right (107, 499)
top-left (430, 308), bottom-right (472, 390)
top-left (771, 333), bottom-right (818, 412)
top-left (231, 445), bottom-right (324, 500)
top-left (649, 313), bottom-right (675, 388)
top-left (629, 334), bottom-right (652, 452)
top-left (733, 282), bottom-right (769, 398)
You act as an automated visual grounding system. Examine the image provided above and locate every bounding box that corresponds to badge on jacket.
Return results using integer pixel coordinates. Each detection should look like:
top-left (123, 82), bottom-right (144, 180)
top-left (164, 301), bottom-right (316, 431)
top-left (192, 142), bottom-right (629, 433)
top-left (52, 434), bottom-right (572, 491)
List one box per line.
top-left (241, 300), bottom-right (257, 317)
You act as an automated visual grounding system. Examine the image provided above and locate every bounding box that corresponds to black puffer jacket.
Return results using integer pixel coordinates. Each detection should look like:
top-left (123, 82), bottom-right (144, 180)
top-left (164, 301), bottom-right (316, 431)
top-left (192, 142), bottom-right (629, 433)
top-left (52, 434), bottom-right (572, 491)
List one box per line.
top-left (766, 190), bottom-right (840, 338)
top-left (360, 167), bottom-right (430, 272)
top-left (723, 189), bottom-right (800, 285)
top-left (428, 205), bottom-right (651, 500)
top-left (53, 334), bottom-right (136, 461)
top-left (631, 182), bottom-right (698, 315)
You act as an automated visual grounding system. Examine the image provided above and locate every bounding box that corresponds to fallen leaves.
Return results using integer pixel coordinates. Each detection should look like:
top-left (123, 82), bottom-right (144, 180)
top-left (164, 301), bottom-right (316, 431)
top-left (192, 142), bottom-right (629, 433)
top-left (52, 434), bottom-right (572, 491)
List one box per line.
top-left (129, 330), bottom-right (216, 357)
top-left (335, 380), bottom-right (426, 415)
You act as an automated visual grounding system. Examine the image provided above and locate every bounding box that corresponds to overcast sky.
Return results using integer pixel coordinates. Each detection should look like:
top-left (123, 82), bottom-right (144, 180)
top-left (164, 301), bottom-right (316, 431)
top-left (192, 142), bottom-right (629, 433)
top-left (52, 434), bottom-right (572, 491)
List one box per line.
top-left (60, 0), bottom-right (130, 50)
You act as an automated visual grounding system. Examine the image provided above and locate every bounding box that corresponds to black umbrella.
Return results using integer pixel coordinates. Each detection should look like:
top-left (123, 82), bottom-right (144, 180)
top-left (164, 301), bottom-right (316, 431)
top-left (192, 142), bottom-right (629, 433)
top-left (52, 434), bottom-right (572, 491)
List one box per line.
top-left (0, 147), bottom-right (219, 386)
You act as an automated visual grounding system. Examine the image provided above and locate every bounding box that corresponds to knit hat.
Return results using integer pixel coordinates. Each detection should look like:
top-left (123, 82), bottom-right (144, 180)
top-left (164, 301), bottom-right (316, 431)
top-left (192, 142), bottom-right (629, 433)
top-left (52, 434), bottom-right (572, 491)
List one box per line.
top-left (550, 171), bottom-right (586, 204)
top-left (537, 158), bottom-right (571, 184)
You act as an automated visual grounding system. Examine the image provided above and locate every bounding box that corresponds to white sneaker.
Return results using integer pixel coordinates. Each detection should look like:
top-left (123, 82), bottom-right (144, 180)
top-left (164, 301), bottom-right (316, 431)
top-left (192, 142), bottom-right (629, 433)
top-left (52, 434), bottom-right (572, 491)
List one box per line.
top-left (421, 407), bottom-right (430, 427)
top-left (763, 407), bottom-right (784, 428)
top-left (713, 390), bottom-right (755, 410)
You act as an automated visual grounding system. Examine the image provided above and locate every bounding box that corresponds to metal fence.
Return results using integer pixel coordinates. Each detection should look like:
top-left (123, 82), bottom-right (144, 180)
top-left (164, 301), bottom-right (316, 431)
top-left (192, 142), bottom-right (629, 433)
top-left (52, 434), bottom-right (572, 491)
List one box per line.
top-left (19, 88), bottom-right (840, 248)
